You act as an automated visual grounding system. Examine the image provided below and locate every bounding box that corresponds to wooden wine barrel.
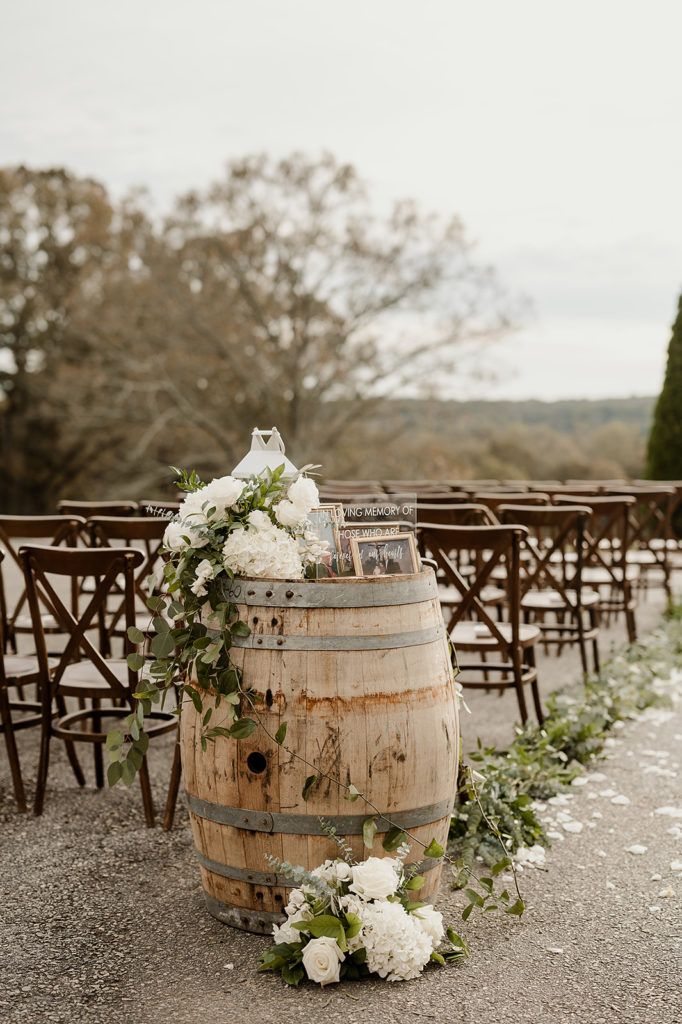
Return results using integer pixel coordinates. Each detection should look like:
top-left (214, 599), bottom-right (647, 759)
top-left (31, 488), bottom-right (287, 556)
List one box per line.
top-left (180, 568), bottom-right (459, 933)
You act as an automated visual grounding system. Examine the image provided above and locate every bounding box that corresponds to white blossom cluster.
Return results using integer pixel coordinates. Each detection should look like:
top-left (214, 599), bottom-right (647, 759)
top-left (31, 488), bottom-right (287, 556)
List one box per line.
top-left (270, 856), bottom-right (445, 986)
top-left (162, 472), bottom-right (327, 588)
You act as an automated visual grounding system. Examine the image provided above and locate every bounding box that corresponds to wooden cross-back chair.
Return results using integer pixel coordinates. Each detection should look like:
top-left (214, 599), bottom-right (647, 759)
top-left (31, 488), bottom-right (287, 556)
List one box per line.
top-left (605, 487), bottom-right (676, 600)
top-left (417, 505), bottom-right (502, 596)
top-left (498, 504), bottom-right (600, 676)
top-left (20, 545), bottom-right (179, 825)
top-left (87, 517), bottom-right (168, 653)
top-left (57, 500), bottom-right (139, 518)
top-left (419, 523), bottom-right (543, 724)
top-left (554, 495), bottom-right (637, 642)
top-left (0, 515), bottom-right (85, 653)
top-left (0, 550), bottom-right (47, 812)
top-left (474, 492), bottom-right (550, 513)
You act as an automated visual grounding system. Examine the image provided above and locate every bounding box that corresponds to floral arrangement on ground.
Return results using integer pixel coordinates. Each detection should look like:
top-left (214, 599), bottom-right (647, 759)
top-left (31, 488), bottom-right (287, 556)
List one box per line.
top-left (260, 847), bottom-right (467, 987)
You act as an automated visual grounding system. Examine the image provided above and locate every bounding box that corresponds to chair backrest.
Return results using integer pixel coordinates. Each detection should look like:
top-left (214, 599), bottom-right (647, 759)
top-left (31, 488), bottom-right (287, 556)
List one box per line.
top-left (498, 504), bottom-right (591, 600)
top-left (474, 492), bottom-right (549, 511)
top-left (417, 503), bottom-right (496, 527)
top-left (419, 523), bottom-right (527, 643)
top-left (553, 495), bottom-right (634, 580)
top-left (87, 517), bottom-right (168, 637)
top-left (0, 515), bottom-right (86, 633)
top-left (604, 487), bottom-right (676, 546)
top-left (57, 500), bottom-right (139, 518)
top-left (413, 491), bottom-right (470, 504)
top-left (20, 545), bottom-right (145, 699)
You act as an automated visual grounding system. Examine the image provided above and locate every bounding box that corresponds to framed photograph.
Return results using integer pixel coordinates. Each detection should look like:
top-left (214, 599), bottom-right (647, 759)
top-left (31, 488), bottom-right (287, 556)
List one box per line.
top-left (350, 532), bottom-right (420, 577)
top-left (337, 522), bottom-right (401, 576)
top-left (307, 507), bottom-right (343, 577)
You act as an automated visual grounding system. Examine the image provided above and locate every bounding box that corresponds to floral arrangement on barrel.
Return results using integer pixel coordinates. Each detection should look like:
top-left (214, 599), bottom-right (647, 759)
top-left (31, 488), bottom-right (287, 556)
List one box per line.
top-left (260, 844), bottom-right (468, 987)
top-left (107, 464), bottom-right (328, 781)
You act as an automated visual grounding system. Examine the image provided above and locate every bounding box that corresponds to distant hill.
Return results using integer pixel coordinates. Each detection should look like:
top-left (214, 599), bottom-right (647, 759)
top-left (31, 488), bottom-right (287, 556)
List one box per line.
top-left (329, 396), bottom-right (657, 480)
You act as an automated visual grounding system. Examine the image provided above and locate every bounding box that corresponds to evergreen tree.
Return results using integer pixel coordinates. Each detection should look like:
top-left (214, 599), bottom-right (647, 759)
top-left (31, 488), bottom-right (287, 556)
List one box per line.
top-left (647, 294), bottom-right (682, 479)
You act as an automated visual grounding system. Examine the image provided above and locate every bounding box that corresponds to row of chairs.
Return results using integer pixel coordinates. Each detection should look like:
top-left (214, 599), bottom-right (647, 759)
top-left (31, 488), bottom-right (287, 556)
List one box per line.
top-left (1, 508), bottom-right (179, 821)
top-left (1, 487), bottom-right (677, 821)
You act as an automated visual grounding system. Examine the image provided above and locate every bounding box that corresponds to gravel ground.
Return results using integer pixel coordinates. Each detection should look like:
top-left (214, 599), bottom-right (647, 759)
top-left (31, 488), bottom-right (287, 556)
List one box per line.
top-left (1, 589), bottom-right (680, 1024)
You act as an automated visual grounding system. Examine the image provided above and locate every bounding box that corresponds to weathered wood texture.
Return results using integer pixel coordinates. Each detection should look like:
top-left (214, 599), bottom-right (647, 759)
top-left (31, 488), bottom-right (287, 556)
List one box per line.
top-left (180, 569), bottom-right (459, 933)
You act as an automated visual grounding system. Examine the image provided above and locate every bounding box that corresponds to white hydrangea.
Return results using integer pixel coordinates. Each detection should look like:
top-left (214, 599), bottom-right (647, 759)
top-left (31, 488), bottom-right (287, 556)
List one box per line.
top-left (222, 524), bottom-right (303, 579)
top-left (179, 475), bottom-right (245, 523)
top-left (359, 900), bottom-right (434, 981)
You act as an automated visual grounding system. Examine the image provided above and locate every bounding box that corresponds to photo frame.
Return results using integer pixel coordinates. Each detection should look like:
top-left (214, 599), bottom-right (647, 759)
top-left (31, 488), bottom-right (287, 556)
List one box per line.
top-left (350, 532), bottom-right (420, 577)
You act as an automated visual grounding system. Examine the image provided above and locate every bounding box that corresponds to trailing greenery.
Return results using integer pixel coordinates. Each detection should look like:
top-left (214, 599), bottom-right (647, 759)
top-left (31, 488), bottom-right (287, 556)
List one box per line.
top-left (450, 611), bottom-right (682, 880)
top-left (647, 292), bottom-right (682, 480)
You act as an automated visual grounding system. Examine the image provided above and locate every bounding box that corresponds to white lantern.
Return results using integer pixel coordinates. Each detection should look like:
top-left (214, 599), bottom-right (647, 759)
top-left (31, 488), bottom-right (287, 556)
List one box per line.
top-left (231, 427), bottom-right (299, 481)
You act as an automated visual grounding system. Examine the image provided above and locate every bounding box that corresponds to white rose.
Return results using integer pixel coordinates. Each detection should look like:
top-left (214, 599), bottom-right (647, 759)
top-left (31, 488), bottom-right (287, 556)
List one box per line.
top-left (335, 861), bottom-right (353, 883)
top-left (301, 936), bottom-right (344, 987)
top-left (412, 904), bottom-right (444, 946)
top-left (274, 499), bottom-right (307, 529)
top-left (349, 857), bottom-right (400, 901)
top-left (190, 557), bottom-right (214, 597)
top-left (163, 520), bottom-right (188, 550)
top-left (179, 475), bottom-right (244, 523)
top-left (164, 519), bottom-right (209, 551)
top-left (287, 475), bottom-right (319, 514)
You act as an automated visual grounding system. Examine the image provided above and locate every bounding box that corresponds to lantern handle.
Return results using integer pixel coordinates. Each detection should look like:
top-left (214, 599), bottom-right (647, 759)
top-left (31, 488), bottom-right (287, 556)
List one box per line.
top-left (249, 427), bottom-right (286, 453)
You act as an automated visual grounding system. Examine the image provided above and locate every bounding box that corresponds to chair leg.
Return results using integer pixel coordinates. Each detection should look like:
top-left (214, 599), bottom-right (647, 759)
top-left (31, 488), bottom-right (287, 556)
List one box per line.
top-left (92, 698), bottom-right (104, 789)
top-left (511, 651), bottom-right (529, 725)
top-left (0, 689), bottom-right (27, 812)
top-left (34, 704), bottom-right (52, 817)
top-left (56, 694), bottom-right (86, 787)
top-left (525, 645), bottom-right (544, 724)
top-left (576, 610), bottom-right (588, 678)
top-left (139, 756), bottom-right (156, 827)
top-left (590, 608), bottom-right (601, 674)
top-left (162, 736), bottom-right (182, 831)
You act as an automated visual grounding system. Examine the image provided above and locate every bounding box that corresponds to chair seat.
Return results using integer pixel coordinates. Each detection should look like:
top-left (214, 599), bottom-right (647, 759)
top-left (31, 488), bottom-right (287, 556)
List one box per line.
top-left (626, 550), bottom-right (661, 565)
top-left (4, 654), bottom-right (60, 684)
top-left (451, 621), bottom-right (540, 649)
top-left (438, 584), bottom-right (506, 606)
top-left (521, 588), bottom-right (600, 611)
top-left (580, 565), bottom-right (639, 584)
top-left (12, 612), bottom-right (61, 633)
top-left (58, 659), bottom-right (129, 697)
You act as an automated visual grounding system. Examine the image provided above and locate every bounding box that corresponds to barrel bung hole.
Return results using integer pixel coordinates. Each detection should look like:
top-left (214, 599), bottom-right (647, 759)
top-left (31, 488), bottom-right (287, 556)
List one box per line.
top-left (265, 688), bottom-right (274, 707)
top-left (246, 751), bottom-right (267, 774)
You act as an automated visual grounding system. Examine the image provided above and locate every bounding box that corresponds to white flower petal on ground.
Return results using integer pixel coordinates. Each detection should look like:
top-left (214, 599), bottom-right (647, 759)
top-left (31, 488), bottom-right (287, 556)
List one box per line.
top-left (599, 789), bottom-right (617, 798)
top-left (655, 806), bottom-right (682, 818)
top-left (606, 881), bottom-right (616, 890)
top-left (563, 821), bottom-right (583, 834)
top-left (514, 844), bottom-right (546, 867)
top-left (650, 873), bottom-right (662, 881)
top-left (547, 947), bottom-right (564, 954)
top-left (657, 886), bottom-right (675, 898)
top-left (611, 795), bottom-right (631, 806)
top-left (671, 861), bottom-right (682, 872)
top-left (648, 905), bottom-right (661, 913)
top-left (626, 845), bottom-right (648, 855)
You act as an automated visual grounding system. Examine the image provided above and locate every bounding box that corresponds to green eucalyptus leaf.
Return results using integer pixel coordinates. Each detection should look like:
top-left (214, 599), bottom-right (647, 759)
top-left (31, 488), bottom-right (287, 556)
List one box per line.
top-left (127, 652), bottom-right (145, 672)
top-left (126, 626), bottom-right (145, 644)
top-left (362, 817), bottom-right (377, 850)
top-left (274, 722), bottom-right (287, 745)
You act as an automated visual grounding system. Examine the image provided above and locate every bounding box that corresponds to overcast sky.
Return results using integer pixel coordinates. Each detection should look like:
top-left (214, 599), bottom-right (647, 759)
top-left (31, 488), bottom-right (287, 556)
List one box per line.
top-left (2, 0), bottom-right (680, 401)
